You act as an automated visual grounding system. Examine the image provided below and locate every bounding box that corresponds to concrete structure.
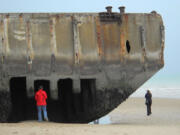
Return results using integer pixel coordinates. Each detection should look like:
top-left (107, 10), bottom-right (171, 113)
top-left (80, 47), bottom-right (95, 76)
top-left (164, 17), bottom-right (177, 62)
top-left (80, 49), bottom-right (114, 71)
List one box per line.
top-left (0, 7), bottom-right (164, 122)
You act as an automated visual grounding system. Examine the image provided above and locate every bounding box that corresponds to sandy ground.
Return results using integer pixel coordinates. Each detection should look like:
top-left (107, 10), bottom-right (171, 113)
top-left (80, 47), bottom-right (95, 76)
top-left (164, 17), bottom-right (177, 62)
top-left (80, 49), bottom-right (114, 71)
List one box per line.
top-left (0, 98), bottom-right (180, 135)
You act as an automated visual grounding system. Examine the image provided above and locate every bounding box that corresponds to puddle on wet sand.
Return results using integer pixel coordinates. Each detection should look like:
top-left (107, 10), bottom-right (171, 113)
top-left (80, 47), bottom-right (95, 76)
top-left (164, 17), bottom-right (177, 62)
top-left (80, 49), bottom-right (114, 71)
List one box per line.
top-left (89, 115), bottom-right (111, 124)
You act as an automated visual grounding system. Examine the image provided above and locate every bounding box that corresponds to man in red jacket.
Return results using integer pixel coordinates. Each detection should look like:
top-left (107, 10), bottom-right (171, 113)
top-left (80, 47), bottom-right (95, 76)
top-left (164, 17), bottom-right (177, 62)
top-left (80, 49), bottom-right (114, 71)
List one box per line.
top-left (35, 86), bottom-right (49, 122)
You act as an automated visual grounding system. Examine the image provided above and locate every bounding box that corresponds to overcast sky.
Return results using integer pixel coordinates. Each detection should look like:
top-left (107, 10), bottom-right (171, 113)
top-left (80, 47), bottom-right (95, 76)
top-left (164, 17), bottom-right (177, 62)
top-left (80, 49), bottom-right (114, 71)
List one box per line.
top-left (0, 0), bottom-right (179, 90)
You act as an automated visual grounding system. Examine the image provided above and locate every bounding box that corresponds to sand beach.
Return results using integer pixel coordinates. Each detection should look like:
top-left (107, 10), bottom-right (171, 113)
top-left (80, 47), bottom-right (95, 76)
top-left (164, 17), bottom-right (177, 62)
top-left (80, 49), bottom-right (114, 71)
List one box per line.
top-left (0, 98), bottom-right (180, 135)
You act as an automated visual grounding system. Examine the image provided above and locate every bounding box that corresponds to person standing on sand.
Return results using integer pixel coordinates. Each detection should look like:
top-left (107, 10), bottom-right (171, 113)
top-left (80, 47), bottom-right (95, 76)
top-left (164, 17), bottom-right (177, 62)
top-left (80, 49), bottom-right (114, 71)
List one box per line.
top-left (145, 90), bottom-right (152, 116)
top-left (35, 86), bottom-right (49, 122)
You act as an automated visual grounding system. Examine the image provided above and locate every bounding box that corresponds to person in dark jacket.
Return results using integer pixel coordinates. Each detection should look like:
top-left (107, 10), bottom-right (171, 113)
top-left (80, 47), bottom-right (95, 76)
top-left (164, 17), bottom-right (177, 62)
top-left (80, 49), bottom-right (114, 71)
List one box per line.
top-left (35, 86), bottom-right (49, 122)
top-left (145, 90), bottom-right (152, 116)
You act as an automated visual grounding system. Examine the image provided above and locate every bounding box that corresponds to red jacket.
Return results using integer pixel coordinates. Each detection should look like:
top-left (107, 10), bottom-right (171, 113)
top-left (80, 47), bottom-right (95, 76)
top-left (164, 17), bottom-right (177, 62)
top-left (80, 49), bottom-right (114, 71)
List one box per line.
top-left (35, 89), bottom-right (47, 106)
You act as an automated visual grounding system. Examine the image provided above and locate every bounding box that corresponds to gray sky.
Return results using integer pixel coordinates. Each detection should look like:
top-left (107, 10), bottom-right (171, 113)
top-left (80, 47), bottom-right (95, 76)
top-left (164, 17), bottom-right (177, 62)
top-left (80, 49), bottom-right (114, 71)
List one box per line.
top-left (0, 0), bottom-right (179, 90)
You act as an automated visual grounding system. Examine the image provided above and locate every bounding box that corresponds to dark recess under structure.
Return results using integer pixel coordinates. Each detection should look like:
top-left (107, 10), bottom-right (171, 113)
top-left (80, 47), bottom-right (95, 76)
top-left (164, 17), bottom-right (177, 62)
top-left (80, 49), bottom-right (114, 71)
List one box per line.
top-left (80, 79), bottom-right (96, 112)
top-left (58, 79), bottom-right (74, 120)
top-left (9, 77), bottom-right (27, 122)
top-left (5, 78), bottom-right (97, 122)
top-left (4, 77), bottom-right (139, 123)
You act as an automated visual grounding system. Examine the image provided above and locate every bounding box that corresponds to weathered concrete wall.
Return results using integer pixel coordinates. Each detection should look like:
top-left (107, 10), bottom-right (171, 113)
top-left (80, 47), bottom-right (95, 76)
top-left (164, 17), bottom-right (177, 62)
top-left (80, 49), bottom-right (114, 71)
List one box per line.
top-left (0, 10), bottom-right (164, 122)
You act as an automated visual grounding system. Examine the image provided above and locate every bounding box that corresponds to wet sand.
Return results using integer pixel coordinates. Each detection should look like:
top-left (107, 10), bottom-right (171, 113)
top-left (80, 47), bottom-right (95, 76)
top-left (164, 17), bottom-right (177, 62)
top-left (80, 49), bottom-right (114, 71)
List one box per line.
top-left (110, 98), bottom-right (180, 125)
top-left (0, 98), bottom-right (180, 135)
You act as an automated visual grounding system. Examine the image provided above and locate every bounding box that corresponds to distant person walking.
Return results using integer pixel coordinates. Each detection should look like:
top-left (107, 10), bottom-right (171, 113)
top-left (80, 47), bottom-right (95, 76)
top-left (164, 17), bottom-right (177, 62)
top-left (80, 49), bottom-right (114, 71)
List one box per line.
top-left (35, 86), bottom-right (49, 122)
top-left (145, 90), bottom-right (152, 116)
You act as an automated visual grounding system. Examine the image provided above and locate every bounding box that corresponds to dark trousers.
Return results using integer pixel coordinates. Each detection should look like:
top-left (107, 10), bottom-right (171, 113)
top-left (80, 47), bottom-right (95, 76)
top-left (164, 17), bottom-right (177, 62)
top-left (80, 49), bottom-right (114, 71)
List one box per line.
top-left (146, 104), bottom-right (151, 115)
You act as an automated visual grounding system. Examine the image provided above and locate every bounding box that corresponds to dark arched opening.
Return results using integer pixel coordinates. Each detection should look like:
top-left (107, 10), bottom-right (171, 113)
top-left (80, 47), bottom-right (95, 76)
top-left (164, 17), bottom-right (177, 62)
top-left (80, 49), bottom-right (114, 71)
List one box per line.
top-left (9, 77), bottom-right (27, 122)
top-left (58, 79), bottom-right (74, 120)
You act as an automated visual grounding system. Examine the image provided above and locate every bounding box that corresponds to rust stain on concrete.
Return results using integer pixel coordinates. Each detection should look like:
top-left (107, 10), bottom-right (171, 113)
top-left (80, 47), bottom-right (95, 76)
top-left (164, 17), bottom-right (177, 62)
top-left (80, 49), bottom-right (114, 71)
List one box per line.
top-left (95, 17), bottom-right (103, 57)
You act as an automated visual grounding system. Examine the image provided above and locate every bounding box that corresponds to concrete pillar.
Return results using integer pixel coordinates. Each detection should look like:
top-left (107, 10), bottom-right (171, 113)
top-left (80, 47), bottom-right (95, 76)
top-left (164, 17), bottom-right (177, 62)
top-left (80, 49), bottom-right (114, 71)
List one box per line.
top-left (140, 26), bottom-right (146, 48)
top-left (72, 16), bottom-right (81, 65)
top-left (26, 77), bottom-right (34, 98)
top-left (50, 79), bottom-right (58, 100)
top-left (73, 79), bottom-right (81, 93)
top-left (0, 77), bottom-right (9, 92)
